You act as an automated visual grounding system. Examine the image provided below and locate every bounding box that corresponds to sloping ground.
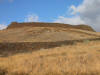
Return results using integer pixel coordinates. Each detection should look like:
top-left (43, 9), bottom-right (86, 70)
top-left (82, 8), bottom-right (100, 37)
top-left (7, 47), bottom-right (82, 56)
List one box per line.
top-left (0, 22), bottom-right (96, 42)
top-left (0, 27), bottom-right (98, 42)
top-left (1, 38), bottom-right (100, 57)
top-left (0, 23), bottom-right (100, 56)
top-left (0, 22), bottom-right (100, 75)
top-left (0, 41), bottom-right (100, 75)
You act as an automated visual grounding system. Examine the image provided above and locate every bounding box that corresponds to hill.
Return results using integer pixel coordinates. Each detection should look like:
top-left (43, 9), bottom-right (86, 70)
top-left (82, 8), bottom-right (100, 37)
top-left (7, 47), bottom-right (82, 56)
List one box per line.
top-left (0, 22), bottom-right (100, 75)
top-left (7, 22), bottom-right (95, 31)
top-left (0, 22), bottom-right (100, 56)
top-left (0, 22), bottom-right (97, 42)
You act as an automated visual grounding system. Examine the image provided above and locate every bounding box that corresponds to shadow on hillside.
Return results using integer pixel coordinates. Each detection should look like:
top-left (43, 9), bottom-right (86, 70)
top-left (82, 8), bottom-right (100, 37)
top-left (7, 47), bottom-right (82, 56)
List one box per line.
top-left (0, 38), bottom-right (100, 57)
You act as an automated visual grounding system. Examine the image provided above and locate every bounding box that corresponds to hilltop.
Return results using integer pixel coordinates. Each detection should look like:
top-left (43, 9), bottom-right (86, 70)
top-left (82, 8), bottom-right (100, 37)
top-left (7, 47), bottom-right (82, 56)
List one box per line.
top-left (7, 22), bottom-right (95, 31)
top-left (0, 22), bottom-right (100, 56)
top-left (0, 22), bottom-right (96, 42)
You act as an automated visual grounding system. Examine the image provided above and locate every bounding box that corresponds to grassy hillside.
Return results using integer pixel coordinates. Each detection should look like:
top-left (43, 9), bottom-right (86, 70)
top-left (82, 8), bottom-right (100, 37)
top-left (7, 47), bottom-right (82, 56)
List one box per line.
top-left (0, 27), bottom-right (98, 42)
top-left (0, 41), bottom-right (100, 75)
top-left (0, 22), bottom-right (100, 75)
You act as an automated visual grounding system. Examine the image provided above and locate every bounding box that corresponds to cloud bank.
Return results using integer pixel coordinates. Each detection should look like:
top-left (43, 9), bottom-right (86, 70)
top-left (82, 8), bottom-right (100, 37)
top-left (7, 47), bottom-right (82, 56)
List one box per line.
top-left (54, 16), bottom-right (85, 25)
top-left (55, 0), bottom-right (100, 31)
top-left (25, 14), bottom-right (39, 22)
top-left (0, 24), bottom-right (7, 30)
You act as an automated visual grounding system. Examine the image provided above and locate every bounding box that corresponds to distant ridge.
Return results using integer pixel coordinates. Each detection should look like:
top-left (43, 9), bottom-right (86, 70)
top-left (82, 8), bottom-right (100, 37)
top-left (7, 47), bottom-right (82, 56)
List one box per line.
top-left (7, 22), bottom-right (95, 31)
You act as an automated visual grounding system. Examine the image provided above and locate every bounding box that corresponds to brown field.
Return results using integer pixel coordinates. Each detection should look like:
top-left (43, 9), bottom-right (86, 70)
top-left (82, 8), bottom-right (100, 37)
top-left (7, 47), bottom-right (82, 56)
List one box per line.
top-left (0, 22), bottom-right (100, 75)
top-left (0, 41), bottom-right (100, 75)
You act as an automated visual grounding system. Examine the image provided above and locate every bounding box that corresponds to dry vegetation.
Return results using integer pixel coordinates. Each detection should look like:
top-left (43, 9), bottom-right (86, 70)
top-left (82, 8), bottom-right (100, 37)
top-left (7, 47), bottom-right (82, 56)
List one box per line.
top-left (0, 41), bottom-right (100, 75)
top-left (0, 27), bottom-right (98, 42)
top-left (0, 22), bottom-right (100, 75)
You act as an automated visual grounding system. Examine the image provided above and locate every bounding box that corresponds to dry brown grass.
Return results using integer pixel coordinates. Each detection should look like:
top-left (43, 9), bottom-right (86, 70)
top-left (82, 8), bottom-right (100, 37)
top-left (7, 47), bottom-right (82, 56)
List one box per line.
top-left (0, 27), bottom-right (98, 42)
top-left (0, 22), bottom-right (100, 75)
top-left (0, 41), bottom-right (100, 75)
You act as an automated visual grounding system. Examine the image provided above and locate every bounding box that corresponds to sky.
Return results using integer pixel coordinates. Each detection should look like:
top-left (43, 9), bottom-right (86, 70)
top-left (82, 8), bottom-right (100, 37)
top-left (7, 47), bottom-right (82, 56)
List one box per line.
top-left (0, 0), bottom-right (100, 32)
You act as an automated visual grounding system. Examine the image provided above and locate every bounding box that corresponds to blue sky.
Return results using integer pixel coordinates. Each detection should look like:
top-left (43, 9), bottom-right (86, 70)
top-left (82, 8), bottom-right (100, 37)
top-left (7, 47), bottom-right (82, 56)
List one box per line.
top-left (0, 0), bottom-right (83, 25)
top-left (0, 0), bottom-right (100, 32)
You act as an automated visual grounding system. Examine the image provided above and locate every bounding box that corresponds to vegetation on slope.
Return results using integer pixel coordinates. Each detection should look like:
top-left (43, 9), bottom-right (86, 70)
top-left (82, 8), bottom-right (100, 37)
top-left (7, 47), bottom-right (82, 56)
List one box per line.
top-left (0, 27), bottom-right (98, 42)
top-left (0, 22), bottom-right (99, 75)
top-left (0, 41), bottom-right (100, 75)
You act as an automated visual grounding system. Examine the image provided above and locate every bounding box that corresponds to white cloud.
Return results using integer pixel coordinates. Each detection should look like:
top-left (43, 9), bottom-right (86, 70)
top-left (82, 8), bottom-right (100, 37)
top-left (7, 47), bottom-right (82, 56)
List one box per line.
top-left (69, 5), bottom-right (77, 15)
top-left (70, 0), bottom-right (100, 32)
top-left (0, 24), bottom-right (7, 30)
top-left (25, 14), bottom-right (39, 22)
top-left (55, 0), bottom-right (100, 31)
top-left (54, 16), bottom-right (85, 25)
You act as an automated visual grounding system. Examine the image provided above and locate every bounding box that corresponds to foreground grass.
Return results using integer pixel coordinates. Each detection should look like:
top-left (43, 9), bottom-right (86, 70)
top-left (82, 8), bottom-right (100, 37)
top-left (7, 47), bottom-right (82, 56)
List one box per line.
top-left (0, 41), bottom-right (100, 75)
